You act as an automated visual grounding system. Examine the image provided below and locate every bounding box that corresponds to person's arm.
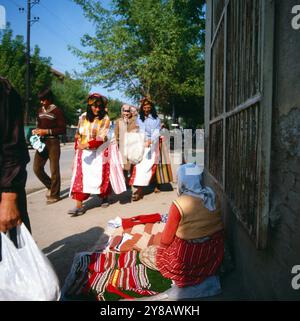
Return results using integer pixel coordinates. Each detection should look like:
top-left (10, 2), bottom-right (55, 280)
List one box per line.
top-left (150, 118), bottom-right (161, 145)
top-left (0, 82), bottom-right (28, 232)
top-left (50, 107), bottom-right (66, 136)
top-left (87, 139), bottom-right (103, 149)
top-left (160, 203), bottom-right (181, 247)
top-left (137, 116), bottom-right (153, 147)
top-left (32, 108), bottom-right (42, 135)
top-left (136, 117), bottom-right (145, 136)
top-left (97, 117), bottom-right (110, 142)
top-left (0, 193), bottom-right (22, 232)
top-left (114, 119), bottom-right (120, 144)
top-left (74, 117), bottom-right (82, 150)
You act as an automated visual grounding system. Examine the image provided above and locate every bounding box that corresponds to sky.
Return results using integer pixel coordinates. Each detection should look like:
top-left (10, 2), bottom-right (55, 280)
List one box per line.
top-left (0, 0), bottom-right (132, 103)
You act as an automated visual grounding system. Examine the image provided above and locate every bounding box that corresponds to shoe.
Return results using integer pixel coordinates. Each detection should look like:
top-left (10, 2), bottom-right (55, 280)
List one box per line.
top-left (68, 207), bottom-right (79, 215)
top-left (132, 192), bottom-right (144, 201)
top-left (154, 187), bottom-right (161, 193)
top-left (101, 198), bottom-right (110, 208)
top-left (46, 197), bottom-right (60, 204)
top-left (68, 207), bottom-right (86, 216)
top-left (46, 189), bottom-right (51, 199)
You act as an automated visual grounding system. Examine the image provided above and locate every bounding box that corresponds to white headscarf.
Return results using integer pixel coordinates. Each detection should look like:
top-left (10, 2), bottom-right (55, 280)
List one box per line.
top-left (177, 163), bottom-right (216, 211)
top-left (121, 103), bottom-right (131, 113)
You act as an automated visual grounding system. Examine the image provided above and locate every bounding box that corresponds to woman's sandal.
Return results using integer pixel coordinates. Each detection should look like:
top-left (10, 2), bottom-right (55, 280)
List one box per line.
top-left (154, 187), bottom-right (161, 193)
top-left (132, 193), bottom-right (144, 201)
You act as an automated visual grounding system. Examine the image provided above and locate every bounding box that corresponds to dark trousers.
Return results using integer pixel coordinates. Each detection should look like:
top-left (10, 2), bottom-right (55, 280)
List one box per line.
top-left (33, 137), bottom-right (61, 199)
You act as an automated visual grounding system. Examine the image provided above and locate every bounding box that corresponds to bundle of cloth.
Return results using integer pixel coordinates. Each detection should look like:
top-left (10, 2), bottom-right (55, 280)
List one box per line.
top-left (108, 213), bottom-right (165, 252)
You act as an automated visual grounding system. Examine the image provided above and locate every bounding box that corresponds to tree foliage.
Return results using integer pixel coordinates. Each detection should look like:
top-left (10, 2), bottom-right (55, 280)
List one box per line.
top-left (0, 27), bottom-right (91, 125)
top-left (0, 28), bottom-right (52, 121)
top-left (71, 0), bottom-right (205, 127)
top-left (107, 98), bottom-right (123, 121)
top-left (52, 74), bottom-right (90, 125)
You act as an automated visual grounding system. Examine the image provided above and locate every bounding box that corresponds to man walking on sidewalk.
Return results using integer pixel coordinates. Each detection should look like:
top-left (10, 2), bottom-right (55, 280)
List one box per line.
top-left (32, 88), bottom-right (66, 204)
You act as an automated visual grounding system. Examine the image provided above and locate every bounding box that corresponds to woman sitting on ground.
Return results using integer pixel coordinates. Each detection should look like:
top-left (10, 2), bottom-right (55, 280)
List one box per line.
top-left (140, 163), bottom-right (224, 299)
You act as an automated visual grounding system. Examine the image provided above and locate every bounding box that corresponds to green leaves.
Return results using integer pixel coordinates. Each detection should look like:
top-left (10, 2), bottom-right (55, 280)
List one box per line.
top-left (51, 75), bottom-right (90, 125)
top-left (0, 27), bottom-right (52, 122)
top-left (71, 0), bottom-right (205, 127)
top-left (0, 27), bottom-right (89, 125)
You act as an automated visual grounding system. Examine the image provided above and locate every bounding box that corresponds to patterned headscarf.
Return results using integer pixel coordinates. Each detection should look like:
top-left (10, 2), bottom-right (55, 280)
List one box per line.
top-left (87, 93), bottom-right (108, 108)
top-left (177, 163), bottom-right (216, 211)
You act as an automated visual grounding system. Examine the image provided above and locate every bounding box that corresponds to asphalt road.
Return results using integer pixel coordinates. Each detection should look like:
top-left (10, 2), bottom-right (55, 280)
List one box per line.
top-left (25, 143), bottom-right (203, 195)
top-left (26, 144), bottom-right (75, 195)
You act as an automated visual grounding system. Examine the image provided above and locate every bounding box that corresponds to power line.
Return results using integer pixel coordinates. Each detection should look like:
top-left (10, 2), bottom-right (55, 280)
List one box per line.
top-left (39, 1), bottom-right (81, 38)
top-left (8, 1), bottom-right (80, 73)
top-left (9, 3), bottom-right (77, 50)
top-left (38, 19), bottom-right (77, 48)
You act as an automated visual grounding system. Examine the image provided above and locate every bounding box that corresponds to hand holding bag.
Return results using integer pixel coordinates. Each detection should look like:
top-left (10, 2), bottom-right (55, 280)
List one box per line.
top-left (29, 134), bottom-right (46, 153)
top-left (0, 224), bottom-right (60, 301)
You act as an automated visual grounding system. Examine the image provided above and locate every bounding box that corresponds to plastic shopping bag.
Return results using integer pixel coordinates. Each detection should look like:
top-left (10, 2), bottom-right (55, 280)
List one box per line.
top-left (124, 132), bottom-right (145, 164)
top-left (0, 224), bottom-right (60, 301)
top-left (29, 134), bottom-right (46, 153)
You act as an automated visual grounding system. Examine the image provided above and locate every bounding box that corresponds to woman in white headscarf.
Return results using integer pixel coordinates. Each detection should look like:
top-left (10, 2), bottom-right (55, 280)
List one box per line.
top-left (114, 104), bottom-right (139, 185)
top-left (140, 163), bottom-right (224, 298)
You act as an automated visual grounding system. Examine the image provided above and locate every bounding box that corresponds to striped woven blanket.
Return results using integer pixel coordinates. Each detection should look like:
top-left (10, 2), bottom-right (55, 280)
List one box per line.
top-left (62, 250), bottom-right (171, 301)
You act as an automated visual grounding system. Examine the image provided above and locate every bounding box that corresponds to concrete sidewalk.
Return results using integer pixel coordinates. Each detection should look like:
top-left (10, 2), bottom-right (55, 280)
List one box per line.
top-left (27, 183), bottom-right (177, 288)
top-left (27, 168), bottom-right (247, 300)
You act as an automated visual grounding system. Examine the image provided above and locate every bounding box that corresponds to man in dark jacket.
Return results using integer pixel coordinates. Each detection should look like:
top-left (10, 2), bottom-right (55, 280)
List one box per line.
top-left (0, 76), bottom-right (31, 234)
top-left (32, 88), bottom-right (66, 204)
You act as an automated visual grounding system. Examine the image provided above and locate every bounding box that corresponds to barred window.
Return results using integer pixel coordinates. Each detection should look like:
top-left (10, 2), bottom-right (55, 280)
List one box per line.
top-left (205, 0), bottom-right (274, 248)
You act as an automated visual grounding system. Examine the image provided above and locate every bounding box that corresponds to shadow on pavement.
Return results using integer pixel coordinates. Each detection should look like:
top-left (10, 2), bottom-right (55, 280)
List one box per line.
top-left (43, 226), bottom-right (106, 287)
top-left (109, 189), bottom-right (132, 205)
top-left (80, 195), bottom-right (103, 211)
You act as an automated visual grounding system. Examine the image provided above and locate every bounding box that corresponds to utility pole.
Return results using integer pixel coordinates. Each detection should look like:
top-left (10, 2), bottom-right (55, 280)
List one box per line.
top-left (22, 0), bottom-right (39, 125)
top-left (24, 0), bottom-right (31, 126)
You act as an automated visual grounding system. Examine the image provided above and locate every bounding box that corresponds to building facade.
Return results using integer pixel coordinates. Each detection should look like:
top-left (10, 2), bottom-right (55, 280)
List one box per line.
top-left (205, 0), bottom-right (300, 299)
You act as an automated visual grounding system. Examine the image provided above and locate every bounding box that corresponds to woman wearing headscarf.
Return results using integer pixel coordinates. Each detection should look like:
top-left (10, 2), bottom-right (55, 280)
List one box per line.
top-left (114, 104), bottom-right (139, 185)
top-left (129, 97), bottom-right (161, 201)
top-left (68, 93), bottom-right (126, 216)
top-left (140, 163), bottom-right (224, 298)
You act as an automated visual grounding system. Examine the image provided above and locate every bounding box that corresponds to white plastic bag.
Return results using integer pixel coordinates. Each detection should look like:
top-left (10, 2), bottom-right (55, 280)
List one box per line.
top-left (124, 132), bottom-right (145, 164)
top-left (29, 134), bottom-right (46, 153)
top-left (0, 224), bottom-right (60, 301)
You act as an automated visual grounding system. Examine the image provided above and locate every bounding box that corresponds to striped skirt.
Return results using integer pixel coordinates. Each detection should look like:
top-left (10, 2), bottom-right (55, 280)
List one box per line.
top-left (155, 137), bottom-right (173, 184)
top-left (156, 231), bottom-right (224, 287)
top-left (129, 137), bottom-right (173, 186)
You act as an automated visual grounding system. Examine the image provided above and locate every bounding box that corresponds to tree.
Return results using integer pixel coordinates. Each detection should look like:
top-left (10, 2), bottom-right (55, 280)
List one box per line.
top-left (0, 27), bottom-right (91, 125)
top-left (0, 27), bottom-right (52, 122)
top-left (71, 0), bottom-right (205, 125)
top-left (51, 73), bottom-right (90, 125)
top-left (107, 98), bottom-right (123, 121)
